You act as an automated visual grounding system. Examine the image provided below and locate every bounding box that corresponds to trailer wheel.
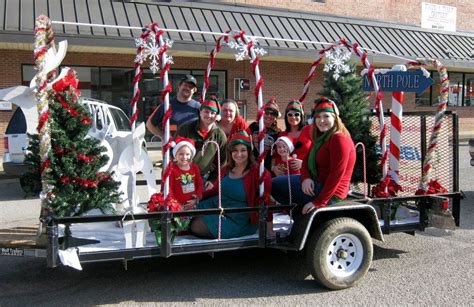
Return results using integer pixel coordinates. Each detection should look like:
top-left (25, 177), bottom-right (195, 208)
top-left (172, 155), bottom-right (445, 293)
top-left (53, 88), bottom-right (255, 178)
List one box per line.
top-left (306, 217), bottom-right (373, 290)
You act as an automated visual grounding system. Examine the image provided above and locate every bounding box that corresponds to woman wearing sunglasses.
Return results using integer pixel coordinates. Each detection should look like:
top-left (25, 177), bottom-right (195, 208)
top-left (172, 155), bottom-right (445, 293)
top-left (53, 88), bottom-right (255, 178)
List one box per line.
top-left (271, 100), bottom-right (310, 176)
top-left (272, 97), bottom-right (356, 214)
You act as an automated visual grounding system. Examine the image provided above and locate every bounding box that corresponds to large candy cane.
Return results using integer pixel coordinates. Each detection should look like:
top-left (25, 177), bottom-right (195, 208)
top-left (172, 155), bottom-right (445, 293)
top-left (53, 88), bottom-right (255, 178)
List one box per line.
top-left (408, 59), bottom-right (449, 193)
top-left (389, 65), bottom-right (407, 184)
top-left (132, 23), bottom-right (173, 198)
top-left (230, 31), bottom-right (267, 198)
top-left (34, 15), bottom-right (55, 216)
top-left (202, 141), bottom-right (222, 240)
top-left (299, 38), bottom-right (388, 180)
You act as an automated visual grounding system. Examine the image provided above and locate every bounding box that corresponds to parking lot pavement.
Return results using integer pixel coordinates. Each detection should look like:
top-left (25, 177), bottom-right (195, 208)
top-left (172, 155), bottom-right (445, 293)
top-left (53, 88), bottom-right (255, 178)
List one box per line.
top-left (0, 165), bottom-right (163, 228)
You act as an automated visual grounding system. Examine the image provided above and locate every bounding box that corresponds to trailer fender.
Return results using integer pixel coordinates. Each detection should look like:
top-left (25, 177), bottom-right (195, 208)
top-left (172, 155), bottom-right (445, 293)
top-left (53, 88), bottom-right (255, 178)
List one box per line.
top-left (290, 202), bottom-right (383, 251)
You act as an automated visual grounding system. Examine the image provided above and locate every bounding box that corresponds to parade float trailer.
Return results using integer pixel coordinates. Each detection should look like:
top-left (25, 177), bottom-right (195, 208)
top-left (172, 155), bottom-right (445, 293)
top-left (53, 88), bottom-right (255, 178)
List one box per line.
top-left (0, 16), bottom-right (462, 290)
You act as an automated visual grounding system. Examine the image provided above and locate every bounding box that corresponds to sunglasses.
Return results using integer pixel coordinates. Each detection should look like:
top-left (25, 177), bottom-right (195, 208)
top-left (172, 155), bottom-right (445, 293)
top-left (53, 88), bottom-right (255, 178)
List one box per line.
top-left (264, 110), bottom-right (277, 116)
top-left (287, 112), bottom-right (301, 117)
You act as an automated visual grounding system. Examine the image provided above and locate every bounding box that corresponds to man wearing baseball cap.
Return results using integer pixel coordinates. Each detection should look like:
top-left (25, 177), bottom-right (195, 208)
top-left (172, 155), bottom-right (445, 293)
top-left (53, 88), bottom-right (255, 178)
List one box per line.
top-left (146, 74), bottom-right (201, 139)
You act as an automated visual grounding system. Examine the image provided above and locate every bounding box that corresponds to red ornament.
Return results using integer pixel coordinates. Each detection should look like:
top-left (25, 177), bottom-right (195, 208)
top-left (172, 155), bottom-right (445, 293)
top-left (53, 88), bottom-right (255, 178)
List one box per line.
top-left (81, 117), bottom-right (91, 125)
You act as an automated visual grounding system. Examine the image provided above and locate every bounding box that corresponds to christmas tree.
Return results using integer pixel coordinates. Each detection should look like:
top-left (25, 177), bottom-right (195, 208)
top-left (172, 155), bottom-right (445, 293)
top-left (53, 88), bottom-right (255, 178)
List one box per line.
top-left (320, 47), bottom-right (381, 184)
top-left (21, 69), bottom-right (120, 217)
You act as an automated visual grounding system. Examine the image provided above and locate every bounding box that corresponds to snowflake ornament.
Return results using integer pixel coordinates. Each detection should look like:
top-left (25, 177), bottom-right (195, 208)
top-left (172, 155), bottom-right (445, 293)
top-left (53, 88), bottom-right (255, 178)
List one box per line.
top-left (134, 36), bottom-right (174, 74)
top-left (324, 45), bottom-right (352, 80)
top-left (227, 37), bottom-right (267, 62)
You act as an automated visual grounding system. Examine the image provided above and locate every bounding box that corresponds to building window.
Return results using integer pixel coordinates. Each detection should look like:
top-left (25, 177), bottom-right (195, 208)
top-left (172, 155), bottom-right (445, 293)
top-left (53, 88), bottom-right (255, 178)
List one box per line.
top-left (22, 65), bottom-right (227, 139)
top-left (416, 71), bottom-right (472, 107)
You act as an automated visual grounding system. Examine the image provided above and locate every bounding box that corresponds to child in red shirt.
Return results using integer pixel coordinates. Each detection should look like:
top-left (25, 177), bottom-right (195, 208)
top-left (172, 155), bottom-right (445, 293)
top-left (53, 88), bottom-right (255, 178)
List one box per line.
top-left (168, 137), bottom-right (203, 210)
top-left (271, 136), bottom-right (300, 177)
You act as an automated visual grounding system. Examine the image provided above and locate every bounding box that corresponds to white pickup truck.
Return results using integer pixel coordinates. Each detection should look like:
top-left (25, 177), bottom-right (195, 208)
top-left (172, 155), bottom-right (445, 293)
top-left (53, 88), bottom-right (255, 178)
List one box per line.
top-left (2, 91), bottom-right (133, 176)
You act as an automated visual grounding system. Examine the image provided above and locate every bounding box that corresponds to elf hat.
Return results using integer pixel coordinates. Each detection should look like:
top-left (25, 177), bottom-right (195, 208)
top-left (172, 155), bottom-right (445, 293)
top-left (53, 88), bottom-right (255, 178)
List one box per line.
top-left (201, 96), bottom-right (221, 114)
top-left (200, 96), bottom-right (221, 121)
top-left (285, 100), bottom-right (304, 114)
top-left (264, 98), bottom-right (281, 118)
top-left (172, 136), bottom-right (196, 159)
top-left (228, 130), bottom-right (252, 150)
top-left (271, 136), bottom-right (294, 156)
top-left (313, 96), bottom-right (340, 116)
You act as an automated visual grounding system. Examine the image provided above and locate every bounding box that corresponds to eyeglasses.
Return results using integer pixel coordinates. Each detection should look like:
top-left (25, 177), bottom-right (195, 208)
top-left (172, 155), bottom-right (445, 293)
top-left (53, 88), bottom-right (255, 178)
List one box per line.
top-left (287, 112), bottom-right (301, 117)
top-left (264, 110), bottom-right (277, 116)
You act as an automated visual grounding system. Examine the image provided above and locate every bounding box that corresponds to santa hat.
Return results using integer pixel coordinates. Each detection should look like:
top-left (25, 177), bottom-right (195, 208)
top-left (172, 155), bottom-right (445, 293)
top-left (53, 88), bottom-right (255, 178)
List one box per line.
top-left (271, 136), bottom-right (294, 155)
top-left (264, 98), bottom-right (281, 118)
top-left (228, 130), bottom-right (252, 149)
top-left (313, 96), bottom-right (340, 116)
top-left (172, 136), bottom-right (196, 159)
top-left (285, 100), bottom-right (303, 114)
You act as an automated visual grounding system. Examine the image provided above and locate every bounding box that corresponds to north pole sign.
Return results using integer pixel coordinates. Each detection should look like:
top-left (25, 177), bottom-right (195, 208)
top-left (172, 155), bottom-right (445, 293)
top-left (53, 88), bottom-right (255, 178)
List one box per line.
top-left (363, 70), bottom-right (434, 93)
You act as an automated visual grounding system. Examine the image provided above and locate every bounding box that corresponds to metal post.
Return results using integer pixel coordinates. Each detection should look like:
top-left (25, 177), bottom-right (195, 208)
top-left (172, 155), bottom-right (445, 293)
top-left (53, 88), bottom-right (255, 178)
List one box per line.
top-left (46, 224), bottom-right (58, 268)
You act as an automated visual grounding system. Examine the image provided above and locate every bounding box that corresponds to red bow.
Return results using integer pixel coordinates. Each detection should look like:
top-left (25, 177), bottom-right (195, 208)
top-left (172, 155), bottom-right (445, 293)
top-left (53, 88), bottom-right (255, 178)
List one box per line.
top-left (415, 179), bottom-right (448, 195)
top-left (52, 70), bottom-right (79, 92)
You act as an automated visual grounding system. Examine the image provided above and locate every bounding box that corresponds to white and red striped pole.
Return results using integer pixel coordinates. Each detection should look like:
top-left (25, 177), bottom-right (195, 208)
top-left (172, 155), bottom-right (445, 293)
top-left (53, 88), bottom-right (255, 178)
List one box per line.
top-left (388, 65), bottom-right (406, 184)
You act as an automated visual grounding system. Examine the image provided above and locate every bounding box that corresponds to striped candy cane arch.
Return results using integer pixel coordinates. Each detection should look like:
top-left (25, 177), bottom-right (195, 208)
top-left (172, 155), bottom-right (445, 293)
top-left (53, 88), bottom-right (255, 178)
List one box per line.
top-left (34, 15), bottom-right (56, 216)
top-left (201, 30), bottom-right (268, 200)
top-left (408, 58), bottom-right (449, 194)
top-left (132, 23), bottom-right (173, 199)
top-left (298, 38), bottom-right (389, 183)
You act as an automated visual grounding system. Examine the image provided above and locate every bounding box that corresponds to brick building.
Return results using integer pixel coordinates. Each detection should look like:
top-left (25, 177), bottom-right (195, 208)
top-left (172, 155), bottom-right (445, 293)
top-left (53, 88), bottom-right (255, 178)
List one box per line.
top-left (0, 0), bottom-right (473, 157)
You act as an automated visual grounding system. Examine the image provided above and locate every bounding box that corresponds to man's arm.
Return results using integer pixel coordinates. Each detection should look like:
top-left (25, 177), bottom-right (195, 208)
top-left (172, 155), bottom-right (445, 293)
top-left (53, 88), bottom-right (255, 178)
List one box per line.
top-left (146, 104), bottom-right (164, 140)
top-left (146, 116), bottom-right (164, 140)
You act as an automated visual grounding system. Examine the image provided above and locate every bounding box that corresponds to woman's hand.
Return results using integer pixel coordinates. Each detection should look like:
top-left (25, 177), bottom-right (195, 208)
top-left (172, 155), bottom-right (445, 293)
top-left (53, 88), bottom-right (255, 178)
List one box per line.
top-left (183, 198), bottom-right (198, 210)
top-left (204, 181), bottom-right (214, 191)
top-left (302, 178), bottom-right (315, 196)
top-left (302, 201), bottom-right (316, 214)
top-left (290, 158), bottom-right (302, 170)
top-left (272, 165), bottom-right (285, 177)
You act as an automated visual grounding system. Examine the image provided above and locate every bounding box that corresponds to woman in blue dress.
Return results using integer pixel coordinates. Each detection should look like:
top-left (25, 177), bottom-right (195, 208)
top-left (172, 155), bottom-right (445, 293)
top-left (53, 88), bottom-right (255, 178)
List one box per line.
top-left (190, 130), bottom-right (274, 239)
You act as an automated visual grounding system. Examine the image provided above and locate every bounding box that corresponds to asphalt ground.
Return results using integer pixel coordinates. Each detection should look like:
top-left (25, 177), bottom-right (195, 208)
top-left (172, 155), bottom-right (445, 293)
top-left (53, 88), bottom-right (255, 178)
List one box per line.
top-left (0, 145), bottom-right (473, 305)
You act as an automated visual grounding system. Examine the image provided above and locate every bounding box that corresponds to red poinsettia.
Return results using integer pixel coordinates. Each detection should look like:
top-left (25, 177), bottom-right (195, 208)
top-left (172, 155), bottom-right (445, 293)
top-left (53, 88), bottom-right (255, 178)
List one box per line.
top-left (415, 179), bottom-right (448, 195)
top-left (372, 176), bottom-right (403, 198)
top-left (147, 192), bottom-right (182, 212)
top-left (147, 192), bottom-right (190, 245)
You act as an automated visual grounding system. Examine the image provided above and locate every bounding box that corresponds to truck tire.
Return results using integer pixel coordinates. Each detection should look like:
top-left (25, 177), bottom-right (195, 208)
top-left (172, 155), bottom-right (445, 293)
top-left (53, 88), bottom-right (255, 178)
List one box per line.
top-left (306, 217), bottom-right (373, 290)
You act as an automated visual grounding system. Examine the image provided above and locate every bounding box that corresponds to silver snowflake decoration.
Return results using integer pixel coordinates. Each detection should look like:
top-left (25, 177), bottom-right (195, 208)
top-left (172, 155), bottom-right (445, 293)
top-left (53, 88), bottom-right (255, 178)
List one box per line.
top-left (134, 36), bottom-right (174, 74)
top-left (227, 38), bottom-right (267, 62)
top-left (324, 45), bottom-right (352, 80)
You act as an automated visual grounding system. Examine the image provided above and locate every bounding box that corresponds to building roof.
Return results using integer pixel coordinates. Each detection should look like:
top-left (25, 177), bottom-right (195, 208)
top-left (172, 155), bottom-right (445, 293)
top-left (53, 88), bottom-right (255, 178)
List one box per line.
top-left (0, 0), bottom-right (473, 69)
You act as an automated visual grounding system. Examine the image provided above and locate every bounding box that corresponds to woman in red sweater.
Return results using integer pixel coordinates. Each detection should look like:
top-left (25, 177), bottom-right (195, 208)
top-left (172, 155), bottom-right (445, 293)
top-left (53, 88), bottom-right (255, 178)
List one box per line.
top-left (271, 97), bottom-right (356, 214)
top-left (190, 130), bottom-right (274, 238)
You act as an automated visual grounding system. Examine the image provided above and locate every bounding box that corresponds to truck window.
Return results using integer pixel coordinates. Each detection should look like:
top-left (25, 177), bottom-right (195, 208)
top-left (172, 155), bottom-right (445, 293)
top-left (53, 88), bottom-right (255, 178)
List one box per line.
top-left (5, 108), bottom-right (27, 134)
top-left (109, 108), bottom-right (131, 132)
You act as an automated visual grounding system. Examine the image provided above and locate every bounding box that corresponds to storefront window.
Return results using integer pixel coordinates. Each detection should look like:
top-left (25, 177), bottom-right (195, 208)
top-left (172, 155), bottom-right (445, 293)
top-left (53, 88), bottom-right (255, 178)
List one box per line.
top-left (447, 72), bottom-right (464, 107)
top-left (464, 74), bottom-right (474, 107)
top-left (22, 65), bottom-right (226, 123)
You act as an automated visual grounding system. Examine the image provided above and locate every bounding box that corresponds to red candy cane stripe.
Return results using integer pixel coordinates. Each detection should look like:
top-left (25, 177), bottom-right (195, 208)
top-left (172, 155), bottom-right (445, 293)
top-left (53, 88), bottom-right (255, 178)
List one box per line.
top-left (409, 59), bottom-right (449, 193)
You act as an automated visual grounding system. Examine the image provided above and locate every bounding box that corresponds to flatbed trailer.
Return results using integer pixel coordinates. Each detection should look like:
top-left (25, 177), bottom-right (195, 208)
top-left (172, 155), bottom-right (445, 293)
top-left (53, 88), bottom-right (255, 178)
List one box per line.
top-left (0, 110), bottom-right (462, 290)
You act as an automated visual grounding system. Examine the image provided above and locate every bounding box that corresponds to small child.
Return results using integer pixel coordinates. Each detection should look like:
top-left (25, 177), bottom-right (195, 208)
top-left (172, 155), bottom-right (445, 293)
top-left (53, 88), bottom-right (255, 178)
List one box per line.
top-left (271, 136), bottom-right (300, 176)
top-left (168, 137), bottom-right (203, 210)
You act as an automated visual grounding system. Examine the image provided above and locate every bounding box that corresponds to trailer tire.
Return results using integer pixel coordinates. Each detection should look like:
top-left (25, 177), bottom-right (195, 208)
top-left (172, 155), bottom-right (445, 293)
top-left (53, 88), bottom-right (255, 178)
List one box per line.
top-left (306, 217), bottom-right (373, 290)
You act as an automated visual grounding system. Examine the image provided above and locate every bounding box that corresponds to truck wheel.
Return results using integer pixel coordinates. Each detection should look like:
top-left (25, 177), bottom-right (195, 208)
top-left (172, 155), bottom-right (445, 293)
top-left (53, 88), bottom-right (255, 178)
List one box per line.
top-left (306, 217), bottom-right (373, 290)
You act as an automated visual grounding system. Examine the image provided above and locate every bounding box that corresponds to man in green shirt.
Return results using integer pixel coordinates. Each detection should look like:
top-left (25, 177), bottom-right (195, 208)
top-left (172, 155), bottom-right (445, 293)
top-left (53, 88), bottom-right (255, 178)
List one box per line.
top-left (176, 97), bottom-right (227, 190)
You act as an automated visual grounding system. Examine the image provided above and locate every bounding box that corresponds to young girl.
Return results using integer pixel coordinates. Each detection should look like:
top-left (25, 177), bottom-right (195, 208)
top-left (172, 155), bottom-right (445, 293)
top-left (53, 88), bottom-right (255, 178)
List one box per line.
top-left (271, 136), bottom-right (300, 176)
top-left (168, 137), bottom-right (203, 210)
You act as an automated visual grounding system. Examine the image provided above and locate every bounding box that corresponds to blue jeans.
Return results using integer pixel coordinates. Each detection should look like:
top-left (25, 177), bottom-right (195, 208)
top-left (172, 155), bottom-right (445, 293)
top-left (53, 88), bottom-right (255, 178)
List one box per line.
top-left (271, 175), bottom-right (323, 205)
